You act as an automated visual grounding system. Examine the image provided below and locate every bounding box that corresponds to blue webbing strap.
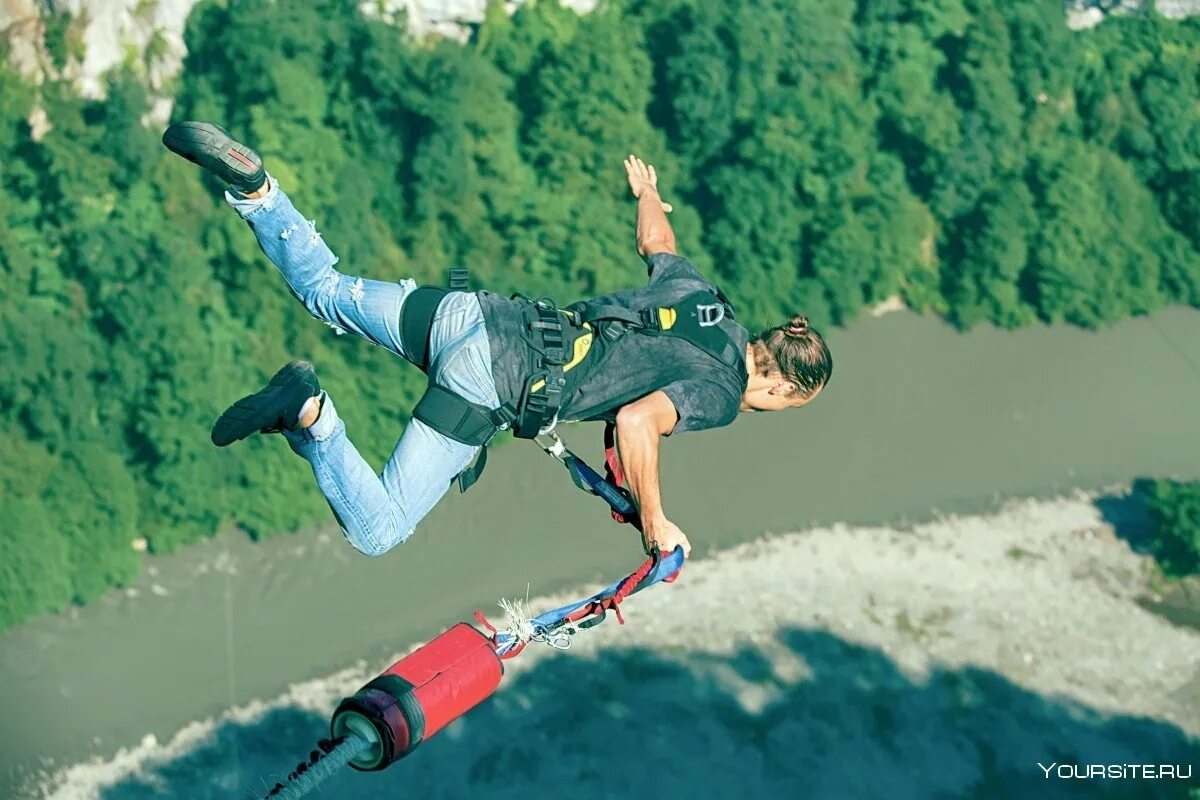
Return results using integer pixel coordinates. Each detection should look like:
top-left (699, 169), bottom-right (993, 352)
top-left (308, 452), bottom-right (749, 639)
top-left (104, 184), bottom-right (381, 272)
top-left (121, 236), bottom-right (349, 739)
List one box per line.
top-left (492, 547), bottom-right (684, 656)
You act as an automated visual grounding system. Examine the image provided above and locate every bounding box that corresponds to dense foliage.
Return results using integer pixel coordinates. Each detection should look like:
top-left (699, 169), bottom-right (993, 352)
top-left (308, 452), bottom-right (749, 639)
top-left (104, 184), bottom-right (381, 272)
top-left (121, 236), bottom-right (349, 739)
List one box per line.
top-left (1, 0), bottom-right (1197, 630)
top-left (1142, 479), bottom-right (1200, 577)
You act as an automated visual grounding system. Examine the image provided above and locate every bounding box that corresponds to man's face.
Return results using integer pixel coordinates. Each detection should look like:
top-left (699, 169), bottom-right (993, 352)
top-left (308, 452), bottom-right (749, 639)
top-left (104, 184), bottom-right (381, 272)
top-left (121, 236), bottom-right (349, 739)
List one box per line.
top-left (741, 381), bottom-right (824, 413)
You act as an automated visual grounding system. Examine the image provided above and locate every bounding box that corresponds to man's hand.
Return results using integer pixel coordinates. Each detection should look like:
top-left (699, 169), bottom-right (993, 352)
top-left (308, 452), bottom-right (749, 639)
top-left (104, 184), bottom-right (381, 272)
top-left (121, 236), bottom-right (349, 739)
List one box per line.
top-left (624, 155), bottom-right (673, 213)
top-left (642, 515), bottom-right (692, 558)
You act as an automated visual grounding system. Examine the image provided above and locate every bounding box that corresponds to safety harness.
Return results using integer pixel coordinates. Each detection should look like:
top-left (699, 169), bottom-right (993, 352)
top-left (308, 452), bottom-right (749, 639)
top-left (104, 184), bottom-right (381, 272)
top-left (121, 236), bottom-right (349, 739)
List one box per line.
top-left (399, 269), bottom-right (742, 493)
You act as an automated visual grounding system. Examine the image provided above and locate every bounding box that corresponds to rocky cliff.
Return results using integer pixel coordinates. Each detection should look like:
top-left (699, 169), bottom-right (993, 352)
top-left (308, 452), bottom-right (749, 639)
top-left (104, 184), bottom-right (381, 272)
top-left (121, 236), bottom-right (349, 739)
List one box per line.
top-left (1066, 0), bottom-right (1200, 29)
top-left (0, 0), bottom-right (596, 114)
top-left (0, 0), bottom-right (1194, 130)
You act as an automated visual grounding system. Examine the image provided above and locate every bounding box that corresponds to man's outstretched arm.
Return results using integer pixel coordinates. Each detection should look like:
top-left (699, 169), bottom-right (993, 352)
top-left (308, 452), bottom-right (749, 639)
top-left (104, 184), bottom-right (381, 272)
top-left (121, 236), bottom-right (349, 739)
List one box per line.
top-left (614, 390), bottom-right (692, 557)
top-left (624, 155), bottom-right (677, 257)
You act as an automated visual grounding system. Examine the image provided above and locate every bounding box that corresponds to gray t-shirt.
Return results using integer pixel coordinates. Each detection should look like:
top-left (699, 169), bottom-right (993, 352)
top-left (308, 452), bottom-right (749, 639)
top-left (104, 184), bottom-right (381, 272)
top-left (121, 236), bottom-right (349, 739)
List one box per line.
top-left (476, 253), bottom-right (749, 434)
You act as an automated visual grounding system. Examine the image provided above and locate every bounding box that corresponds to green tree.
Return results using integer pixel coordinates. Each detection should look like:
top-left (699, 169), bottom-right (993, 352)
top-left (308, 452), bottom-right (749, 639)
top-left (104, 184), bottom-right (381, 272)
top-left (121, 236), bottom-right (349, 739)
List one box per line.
top-left (944, 178), bottom-right (1038, 329)
top-left (1142, 479), bottom-right (1200, 577)
top-left (0, 500), bottom-right (72, 629)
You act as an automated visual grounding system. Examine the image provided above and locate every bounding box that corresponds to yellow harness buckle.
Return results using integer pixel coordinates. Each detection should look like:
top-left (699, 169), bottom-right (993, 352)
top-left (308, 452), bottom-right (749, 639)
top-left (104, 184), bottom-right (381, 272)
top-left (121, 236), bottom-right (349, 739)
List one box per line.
top-left (531, 324), bottom-right (594, 395)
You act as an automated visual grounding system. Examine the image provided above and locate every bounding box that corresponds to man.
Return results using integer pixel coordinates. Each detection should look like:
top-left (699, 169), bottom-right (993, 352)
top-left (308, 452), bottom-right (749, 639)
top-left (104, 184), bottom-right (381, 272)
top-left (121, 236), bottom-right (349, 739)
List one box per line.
top-left (163, 122), bottom-right (832, 559)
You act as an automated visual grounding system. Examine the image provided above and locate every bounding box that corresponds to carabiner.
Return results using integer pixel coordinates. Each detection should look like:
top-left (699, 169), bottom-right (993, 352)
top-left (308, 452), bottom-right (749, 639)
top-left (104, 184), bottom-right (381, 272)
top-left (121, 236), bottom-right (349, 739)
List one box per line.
top-left (535, 430), bottom-right (568, 461)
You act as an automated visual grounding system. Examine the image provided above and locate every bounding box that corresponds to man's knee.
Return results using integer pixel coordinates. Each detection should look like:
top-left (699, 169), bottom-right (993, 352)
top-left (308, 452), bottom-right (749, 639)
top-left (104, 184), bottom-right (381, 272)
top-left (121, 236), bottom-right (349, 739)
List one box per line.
top-left (298, 269), bottom-right (363, 327)
top-left (347, 504), bottom-right (414, 557)
top-left (351, 529), bottom-right (402, 557)
top-left (354, 536), bottom-right (394, 558)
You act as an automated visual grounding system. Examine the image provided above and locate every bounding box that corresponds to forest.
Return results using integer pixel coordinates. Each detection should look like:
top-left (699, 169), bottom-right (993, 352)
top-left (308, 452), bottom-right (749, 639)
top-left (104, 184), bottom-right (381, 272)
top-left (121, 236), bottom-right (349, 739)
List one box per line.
top-left (1, 0), bottom-right (1198, 630)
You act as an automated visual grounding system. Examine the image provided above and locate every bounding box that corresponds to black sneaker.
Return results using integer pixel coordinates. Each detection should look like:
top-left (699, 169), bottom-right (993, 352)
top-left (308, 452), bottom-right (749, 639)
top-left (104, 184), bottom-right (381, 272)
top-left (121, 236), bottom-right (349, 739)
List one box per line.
top-left (211, 361), bottom-right (320, 447)
top-left (162, 121), bottom-right (266, 193)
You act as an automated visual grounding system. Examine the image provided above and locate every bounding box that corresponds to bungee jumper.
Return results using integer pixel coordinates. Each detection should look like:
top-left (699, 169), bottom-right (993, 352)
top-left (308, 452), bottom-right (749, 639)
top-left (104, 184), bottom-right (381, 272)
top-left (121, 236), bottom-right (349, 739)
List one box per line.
top-left (162, 121), bottom-right (833, 797)
top-left (162, 120), bottom-right (833, 561)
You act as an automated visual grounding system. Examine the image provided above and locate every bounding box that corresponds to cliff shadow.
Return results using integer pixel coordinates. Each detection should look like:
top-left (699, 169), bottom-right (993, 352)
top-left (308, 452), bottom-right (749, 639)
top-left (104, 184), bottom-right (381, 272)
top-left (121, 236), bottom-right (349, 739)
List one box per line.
top-left (99, 628), bottom-right (1197, 800)
top-left (1095, 482), bottom-right (1159, 556)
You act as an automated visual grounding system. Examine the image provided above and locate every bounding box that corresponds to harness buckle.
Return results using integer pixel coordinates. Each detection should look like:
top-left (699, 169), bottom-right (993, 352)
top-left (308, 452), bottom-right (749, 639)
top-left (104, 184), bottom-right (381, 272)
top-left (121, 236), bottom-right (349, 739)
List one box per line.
top-left (696, 303), bottom-right (725, 327)
top-left (447, 267), bottom-right (470, 292)
top-left (530, 302), bottom-right (568, 365)
top-left (638, 307), bottom-right (661, 329)
top-left (600, 321), bottom-right (629, 342)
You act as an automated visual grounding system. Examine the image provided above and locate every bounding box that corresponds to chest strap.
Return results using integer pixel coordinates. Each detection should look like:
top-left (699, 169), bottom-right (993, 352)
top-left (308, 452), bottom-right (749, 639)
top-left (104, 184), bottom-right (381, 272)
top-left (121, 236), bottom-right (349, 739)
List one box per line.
top-left (567, 289), bottom-right (741, 372)
top-left (511, 300), bottom-right (569, 439)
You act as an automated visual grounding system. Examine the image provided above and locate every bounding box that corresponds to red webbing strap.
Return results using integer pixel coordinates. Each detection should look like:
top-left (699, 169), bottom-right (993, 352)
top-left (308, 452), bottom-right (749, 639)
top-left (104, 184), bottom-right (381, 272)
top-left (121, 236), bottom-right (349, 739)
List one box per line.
top-left (603, 422), bottom-right (626, 487)
top-left (562, 550), bottom-right (662, 626)
top-left (474, 556), bottom-right (647, 657)
top-left (476, 550), bottom-right (681, 660)
top-left (475, 609), bottom-right (528, 661)
top-left (603, 422), bottom-right (636, 526)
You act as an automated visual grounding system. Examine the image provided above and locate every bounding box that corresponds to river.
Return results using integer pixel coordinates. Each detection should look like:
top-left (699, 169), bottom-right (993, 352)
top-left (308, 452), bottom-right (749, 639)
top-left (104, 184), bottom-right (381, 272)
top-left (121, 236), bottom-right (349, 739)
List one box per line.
top-left (2, 307), bottom-right (1198, 797)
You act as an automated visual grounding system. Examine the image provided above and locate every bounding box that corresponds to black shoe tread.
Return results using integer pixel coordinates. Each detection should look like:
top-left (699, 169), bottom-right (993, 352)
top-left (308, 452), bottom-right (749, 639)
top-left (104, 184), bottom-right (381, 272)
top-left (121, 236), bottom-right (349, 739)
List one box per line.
top-left (162, 121), bottom-right (266, 193)
top-left (211, 361), bottom-right (319, 447)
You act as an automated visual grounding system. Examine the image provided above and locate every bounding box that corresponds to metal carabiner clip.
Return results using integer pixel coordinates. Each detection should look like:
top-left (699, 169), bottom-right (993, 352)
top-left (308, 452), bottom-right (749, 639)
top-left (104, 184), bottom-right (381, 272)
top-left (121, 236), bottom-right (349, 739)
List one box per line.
top-left (531, 622), bottom-right (575, 650)
top-left (535, 430), bottom-right (568, 461)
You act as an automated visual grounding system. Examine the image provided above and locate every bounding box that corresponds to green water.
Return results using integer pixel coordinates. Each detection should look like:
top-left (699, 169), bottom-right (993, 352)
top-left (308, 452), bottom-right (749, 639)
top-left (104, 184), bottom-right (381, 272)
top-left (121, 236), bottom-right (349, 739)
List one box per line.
top-left (1, 308), bottom-right (1198, 794)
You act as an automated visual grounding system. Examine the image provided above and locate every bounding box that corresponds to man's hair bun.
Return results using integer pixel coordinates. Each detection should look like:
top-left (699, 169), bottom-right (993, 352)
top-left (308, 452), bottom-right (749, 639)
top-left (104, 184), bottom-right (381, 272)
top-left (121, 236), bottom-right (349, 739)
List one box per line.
top-left (786, 315), bottom-right (809, 337)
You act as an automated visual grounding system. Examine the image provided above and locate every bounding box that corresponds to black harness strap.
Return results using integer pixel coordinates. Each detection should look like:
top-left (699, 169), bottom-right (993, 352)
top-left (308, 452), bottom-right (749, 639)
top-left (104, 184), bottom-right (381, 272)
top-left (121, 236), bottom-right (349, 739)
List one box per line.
top-left (399, 286), bottom-right (450, 371)
top-left (412, 384), bottom-right (510, 447)
top-left (565, 302), bottom-right (653, 329)
top-left (512, 300), bottom-right (570, 439)
top-left (569, 288), bottom-right (742, 372)
top-left (411, 383), bottom-right (514, 493)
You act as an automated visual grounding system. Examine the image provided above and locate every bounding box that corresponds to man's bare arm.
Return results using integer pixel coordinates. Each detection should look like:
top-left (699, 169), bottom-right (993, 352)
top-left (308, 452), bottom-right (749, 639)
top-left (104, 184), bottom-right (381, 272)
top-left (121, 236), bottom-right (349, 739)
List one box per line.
top-left (614, 390), bottom-right (692, 557)
top-left (624, 155), bottom-right (677, 257)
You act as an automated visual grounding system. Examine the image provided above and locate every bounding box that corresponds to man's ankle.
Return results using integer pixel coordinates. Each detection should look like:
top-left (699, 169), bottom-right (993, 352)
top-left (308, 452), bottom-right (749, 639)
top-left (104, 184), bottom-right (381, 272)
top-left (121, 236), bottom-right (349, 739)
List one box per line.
top-left (235, 176), bottom-right (271, 201)
top-left (297, 394), bottom-right (322, 429)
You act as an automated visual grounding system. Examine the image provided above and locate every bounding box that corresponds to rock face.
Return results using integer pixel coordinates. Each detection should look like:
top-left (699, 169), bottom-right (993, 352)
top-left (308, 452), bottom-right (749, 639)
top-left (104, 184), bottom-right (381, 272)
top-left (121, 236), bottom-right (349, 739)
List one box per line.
top-left (364, 0), bottom-right (597, 41)
top-left (1155, 0), bottom-right (1200, 16)
top-left (0, 0), bottom-right (45, 81)
top-left (0, 0), bottom-right (600, 102)
top-left (1065, 0), bottom-right (1200, 29)
top-left (0, 0), bottom-right (197, 100)
top-left (1, 0), bottom-right (1195, 109)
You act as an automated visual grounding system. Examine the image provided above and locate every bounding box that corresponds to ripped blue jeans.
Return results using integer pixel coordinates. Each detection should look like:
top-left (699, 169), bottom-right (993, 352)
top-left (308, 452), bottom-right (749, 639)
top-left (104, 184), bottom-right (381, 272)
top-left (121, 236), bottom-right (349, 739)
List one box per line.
top-left (226, 177), bottom-right (501, 556)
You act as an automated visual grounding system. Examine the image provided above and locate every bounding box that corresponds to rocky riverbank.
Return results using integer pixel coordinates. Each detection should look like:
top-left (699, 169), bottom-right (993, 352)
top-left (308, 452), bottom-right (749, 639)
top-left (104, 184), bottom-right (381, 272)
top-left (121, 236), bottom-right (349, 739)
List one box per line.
top-left (33, 494), bottom-right (1199, 798)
